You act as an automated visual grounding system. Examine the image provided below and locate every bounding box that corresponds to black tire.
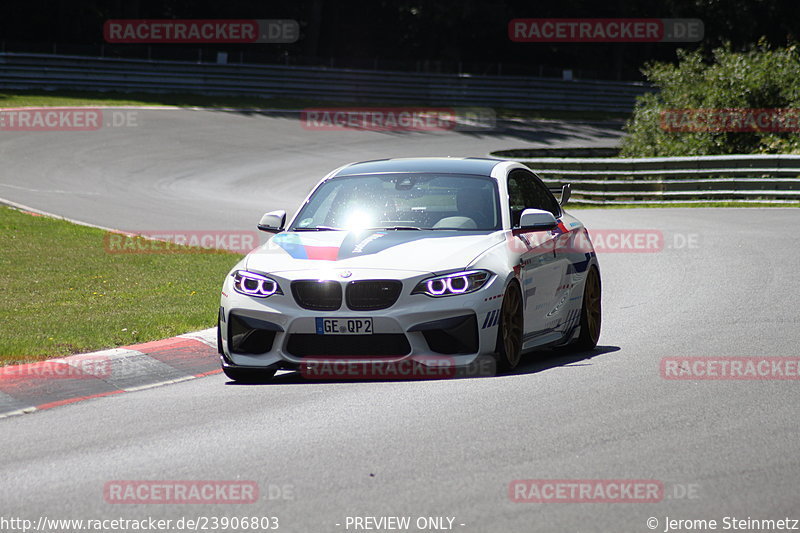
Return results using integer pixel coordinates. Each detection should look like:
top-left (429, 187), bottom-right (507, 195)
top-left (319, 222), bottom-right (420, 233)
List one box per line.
top-left (222, 366), bottom-right (276, 383)
top-left (495, 281), bottom-right (524, 371)
top-left (572, 266), bottom-right (602, 351)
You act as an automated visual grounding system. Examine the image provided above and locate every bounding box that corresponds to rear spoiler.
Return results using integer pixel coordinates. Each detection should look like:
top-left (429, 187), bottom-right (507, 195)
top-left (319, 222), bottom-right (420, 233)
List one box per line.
top-left (549, 183), bottom-right (571, 206)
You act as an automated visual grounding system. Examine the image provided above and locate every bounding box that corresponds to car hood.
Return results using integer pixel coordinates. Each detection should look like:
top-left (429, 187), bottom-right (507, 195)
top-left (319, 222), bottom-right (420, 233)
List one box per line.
top-left (244, 230), bottom-right (504, 274)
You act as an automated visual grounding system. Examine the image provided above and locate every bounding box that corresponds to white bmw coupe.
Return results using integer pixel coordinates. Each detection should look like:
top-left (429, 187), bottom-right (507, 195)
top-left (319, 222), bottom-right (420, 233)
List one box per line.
top-left (218, 157), bottom-right (601, 382)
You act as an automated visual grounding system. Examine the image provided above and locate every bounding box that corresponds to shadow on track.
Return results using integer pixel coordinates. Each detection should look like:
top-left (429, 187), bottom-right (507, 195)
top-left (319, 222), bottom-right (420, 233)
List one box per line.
top-left (511, 344), bottom-right (620, 376)
top-left (223, 345), bottom-right (620, 386)
top-left (202, 108), bottom-right (624, 147)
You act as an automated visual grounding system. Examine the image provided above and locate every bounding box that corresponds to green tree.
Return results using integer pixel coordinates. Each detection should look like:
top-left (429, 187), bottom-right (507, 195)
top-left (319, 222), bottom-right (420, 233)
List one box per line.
top-left (621, 40), bottom-right (800, 156)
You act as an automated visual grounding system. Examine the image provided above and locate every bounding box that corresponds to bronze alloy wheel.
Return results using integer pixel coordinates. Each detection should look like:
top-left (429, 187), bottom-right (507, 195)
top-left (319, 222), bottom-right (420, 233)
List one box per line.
top-left (496, 282), bottom-right (524, 370)
top-left (574, 266), bottom-right (602, 351)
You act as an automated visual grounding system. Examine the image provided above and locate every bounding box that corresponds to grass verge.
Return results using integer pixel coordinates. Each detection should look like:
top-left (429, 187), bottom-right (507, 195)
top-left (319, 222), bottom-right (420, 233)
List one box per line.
top-left (0, 206), bottom-right (239, 364)
top-left (0, 89), bottom-right (322, 110)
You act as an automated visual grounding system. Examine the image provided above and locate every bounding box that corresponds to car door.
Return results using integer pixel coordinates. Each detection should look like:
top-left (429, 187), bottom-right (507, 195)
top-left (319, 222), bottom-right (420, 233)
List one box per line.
top-left (507, 168), bottom-right (570, 339)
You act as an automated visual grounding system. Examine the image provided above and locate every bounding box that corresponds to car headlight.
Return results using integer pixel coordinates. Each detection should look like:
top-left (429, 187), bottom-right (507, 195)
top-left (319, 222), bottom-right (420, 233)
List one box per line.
top-left (412, 270), bottom-right (492, 297)
top-left (232, 270), bottom-right (282, 298)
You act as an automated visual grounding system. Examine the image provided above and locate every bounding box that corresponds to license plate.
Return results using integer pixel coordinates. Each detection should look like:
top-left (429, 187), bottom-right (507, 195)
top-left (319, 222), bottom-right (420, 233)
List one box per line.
top-left (316, 317), bottom-right (373, 335)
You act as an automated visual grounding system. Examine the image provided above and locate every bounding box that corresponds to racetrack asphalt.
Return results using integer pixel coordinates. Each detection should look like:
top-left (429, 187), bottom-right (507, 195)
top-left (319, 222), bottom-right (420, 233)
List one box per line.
top-left (1, 110), bottom-right (798, 532)
top-left (0, 109), bottom-right (624, 232)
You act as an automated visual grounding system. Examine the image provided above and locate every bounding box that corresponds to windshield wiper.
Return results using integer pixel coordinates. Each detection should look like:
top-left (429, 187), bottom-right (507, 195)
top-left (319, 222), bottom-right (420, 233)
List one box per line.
top-left (293, 226), bottom-right (341, 231)
top-left (369, 226), bottom-right (422, 231)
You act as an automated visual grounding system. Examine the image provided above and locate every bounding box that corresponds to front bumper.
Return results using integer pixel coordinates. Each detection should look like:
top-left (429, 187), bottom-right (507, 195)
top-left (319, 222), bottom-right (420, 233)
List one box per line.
top-left (219, 268), bottom-right (505, 370)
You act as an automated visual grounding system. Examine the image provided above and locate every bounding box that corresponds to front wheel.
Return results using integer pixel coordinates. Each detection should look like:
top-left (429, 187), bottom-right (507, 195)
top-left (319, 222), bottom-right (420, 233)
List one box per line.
top-left (572, 266), bottom-right (602, 351)
top-left (495, 281), bottom-right (524, 371)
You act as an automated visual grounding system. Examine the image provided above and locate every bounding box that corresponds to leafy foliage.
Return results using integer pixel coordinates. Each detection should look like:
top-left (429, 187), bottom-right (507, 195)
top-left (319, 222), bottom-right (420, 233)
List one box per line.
top-left (621, 40), bottom-right (800, 156)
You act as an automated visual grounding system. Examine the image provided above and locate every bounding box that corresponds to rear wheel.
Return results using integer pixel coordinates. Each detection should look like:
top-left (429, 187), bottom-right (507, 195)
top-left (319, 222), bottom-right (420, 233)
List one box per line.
top-left (572, 266), bottom-right (602, 351)
top-left (495, 281), bottom-right (523, 371)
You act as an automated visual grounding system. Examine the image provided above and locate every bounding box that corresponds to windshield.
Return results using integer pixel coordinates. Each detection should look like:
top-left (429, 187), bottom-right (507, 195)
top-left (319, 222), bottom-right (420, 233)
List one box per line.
top-left (290, 174), bottom-right (501, 232)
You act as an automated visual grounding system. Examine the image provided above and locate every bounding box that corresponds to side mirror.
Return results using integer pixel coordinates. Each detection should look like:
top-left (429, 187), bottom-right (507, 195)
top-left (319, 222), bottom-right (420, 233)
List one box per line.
top-left (257, 210), bottom-right (286, 233)
top-left (519, 208), bottom-right (558, 231)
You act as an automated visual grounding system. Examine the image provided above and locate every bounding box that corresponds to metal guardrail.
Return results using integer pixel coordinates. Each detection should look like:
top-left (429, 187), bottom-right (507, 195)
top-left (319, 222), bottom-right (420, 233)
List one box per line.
top-left (490, 153), bottom-right (800, 204)
top-left (0, 52), bottom-right (650, 112)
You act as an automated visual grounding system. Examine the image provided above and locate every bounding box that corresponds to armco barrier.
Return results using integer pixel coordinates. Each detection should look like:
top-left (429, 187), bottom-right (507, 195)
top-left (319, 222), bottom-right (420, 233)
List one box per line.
top-left (490, 152), bottom-right (800, 204)
top-left (0, 52), bottom-right (650, 112)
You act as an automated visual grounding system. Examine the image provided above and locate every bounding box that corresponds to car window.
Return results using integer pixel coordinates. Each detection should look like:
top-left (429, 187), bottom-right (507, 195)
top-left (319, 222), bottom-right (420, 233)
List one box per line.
top-left (291, 173), bottom-right (501, 231)
top-left (507, 169), bottom-right (561, 227)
